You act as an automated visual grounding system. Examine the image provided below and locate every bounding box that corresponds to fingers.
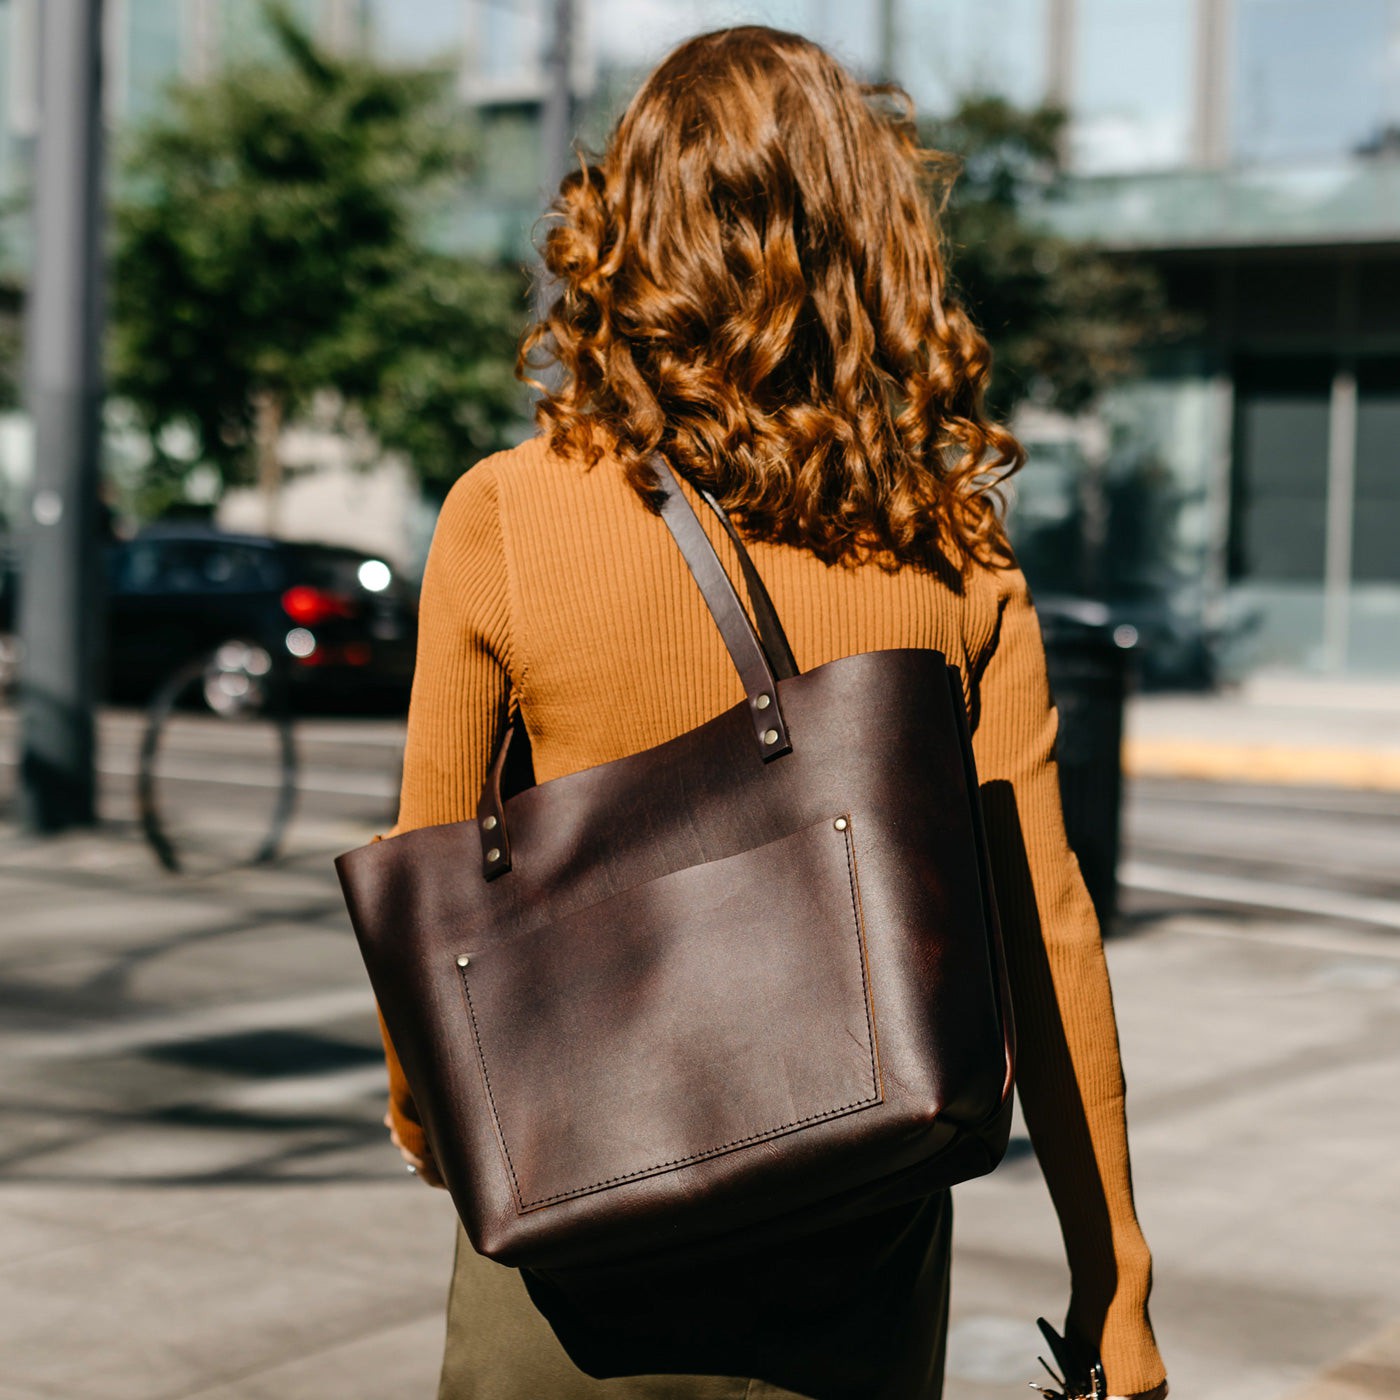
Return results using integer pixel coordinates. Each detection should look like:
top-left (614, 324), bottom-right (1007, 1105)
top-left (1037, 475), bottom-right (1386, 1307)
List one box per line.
top-left (384, 1112), bottom-right (448, 1188)
top-left (399, 1143), bottom-right (448, 1190)
top-left (417, 1155), bottom-right (448, 1189)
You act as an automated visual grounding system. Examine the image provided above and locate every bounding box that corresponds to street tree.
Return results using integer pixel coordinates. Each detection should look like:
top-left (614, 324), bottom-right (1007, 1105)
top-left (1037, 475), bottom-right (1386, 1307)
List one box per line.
top-left (925, 95), bottom-right (1188, 417)
top-left (924, 96), bottom-right (1198, 603)
top-left (111, 3), bottom-right (525, 523)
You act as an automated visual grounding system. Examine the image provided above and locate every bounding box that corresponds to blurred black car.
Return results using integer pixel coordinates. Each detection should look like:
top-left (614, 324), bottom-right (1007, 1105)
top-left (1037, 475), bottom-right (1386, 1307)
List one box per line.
top-left (104, 528), bottom-right (418, 708)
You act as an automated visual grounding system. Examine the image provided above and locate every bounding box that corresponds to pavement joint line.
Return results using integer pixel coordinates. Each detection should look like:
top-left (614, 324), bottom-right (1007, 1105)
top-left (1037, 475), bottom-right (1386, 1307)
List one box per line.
top-left (1282, 1316), bottom-right (1400, 1399)
top-left (4, 985), bottom-right (374, 1061)
top-left (88, 715), bottom-right (408, 748)
top-left (1160, 914), bottom-right (1400, 961)
top-left (1130, 785), bottom-right (1400, 816)
top-left (165, 1299), bottom-right (446, 1400)
top-left (0, 709), bottom-right (406, 737)
top-left (1121, 860), bottom-right (1400, 930)
top-left (291, 725), bottom-right (407, 748)
top-left (0, 752), bottom-right (399, 800)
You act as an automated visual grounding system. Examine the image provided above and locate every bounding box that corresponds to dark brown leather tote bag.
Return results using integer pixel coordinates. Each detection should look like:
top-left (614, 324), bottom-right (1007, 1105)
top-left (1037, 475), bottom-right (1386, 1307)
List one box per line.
top-left (336, 456), bottom-right (1015, 1272)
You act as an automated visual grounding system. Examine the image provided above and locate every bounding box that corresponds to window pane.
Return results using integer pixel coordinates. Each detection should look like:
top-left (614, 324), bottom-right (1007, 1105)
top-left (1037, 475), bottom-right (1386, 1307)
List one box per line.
top-left (474, 0), bottom-right (546, 86)
top-left (125, 0), bottom-right (184, 121)
top-left (1233, 0), bottom-right (1399, 162)
top-left (1230, 358), bottom-right (1331, 583)
top-left (582, 2), bottom-right (1046, 108)
top-left (1006, 439), bottom-right (1090, 597)
top-left (1225, 357), bottom-right (1332, 673)
top-left (1070, 0), bottom-right (1195, 172)
top-left (1354, 359), bottom-right (1400, 584)
top-left (369, 0), bottom-right (466, 65)
top-left (901, 0), bottom-right (1050, 113)
top-left (591, 2), bottom-right (870, 77)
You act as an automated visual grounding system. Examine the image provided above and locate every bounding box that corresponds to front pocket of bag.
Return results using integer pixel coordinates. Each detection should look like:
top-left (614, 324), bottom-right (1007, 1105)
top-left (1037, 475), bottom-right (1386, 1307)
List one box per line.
top-left (454, 814), bottom-right (882, 1213)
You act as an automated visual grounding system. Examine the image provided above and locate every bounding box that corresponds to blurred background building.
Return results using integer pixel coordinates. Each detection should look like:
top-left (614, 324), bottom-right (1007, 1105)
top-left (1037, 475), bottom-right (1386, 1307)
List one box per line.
top-left (1, 0), bottom-right (1397, 683)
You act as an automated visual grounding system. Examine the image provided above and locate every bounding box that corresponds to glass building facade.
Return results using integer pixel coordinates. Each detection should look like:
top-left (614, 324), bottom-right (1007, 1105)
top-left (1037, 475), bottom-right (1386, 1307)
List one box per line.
top-left (1, 0), bottom-right (1398, 678)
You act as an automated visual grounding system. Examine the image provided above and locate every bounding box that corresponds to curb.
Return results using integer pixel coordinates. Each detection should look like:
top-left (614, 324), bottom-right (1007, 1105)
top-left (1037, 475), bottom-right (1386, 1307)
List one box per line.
top-left (1123, 739), bottom-right (1400, 793)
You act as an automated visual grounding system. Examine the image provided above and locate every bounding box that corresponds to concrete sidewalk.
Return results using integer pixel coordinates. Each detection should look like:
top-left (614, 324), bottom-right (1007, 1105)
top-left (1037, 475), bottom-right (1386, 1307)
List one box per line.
top-left (1284, 1320), bottom-right (1400, 1400)
top-left (0, 803), bottom-right (455, 1400)
top-left (2, 690), bottom-right (1399, 1398)
top-left (1125, 676), bottom-right (1400, 791)
top-left (2, 803), bottom-right (1399, 1399)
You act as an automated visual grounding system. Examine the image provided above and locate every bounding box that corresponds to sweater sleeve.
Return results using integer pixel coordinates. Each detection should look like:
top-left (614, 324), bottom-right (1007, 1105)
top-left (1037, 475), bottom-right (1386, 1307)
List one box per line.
top-left (376, 460), bottom-right (517, 1162)
top-left (970, 565), bottom-right (1166, 1397)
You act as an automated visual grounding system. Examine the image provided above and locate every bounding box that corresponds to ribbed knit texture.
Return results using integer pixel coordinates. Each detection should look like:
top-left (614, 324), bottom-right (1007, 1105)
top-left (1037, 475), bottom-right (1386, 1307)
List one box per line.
top-left (378, 436), bottom-right (1166, 1396)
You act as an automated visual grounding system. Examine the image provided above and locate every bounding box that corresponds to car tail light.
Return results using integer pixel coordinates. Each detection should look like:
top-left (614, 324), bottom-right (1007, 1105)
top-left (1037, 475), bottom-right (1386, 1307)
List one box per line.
top-left (281, 585), bottom-right (356, 626)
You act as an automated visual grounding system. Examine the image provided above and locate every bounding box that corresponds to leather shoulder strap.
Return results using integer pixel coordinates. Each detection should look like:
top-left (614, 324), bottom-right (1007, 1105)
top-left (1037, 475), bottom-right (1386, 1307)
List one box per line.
top-left (690, 480), bottom-right (798, 682)
top-left (650, 455), bottom-right (793, 760)
top-left (475, 454), bottom-right (799, 880)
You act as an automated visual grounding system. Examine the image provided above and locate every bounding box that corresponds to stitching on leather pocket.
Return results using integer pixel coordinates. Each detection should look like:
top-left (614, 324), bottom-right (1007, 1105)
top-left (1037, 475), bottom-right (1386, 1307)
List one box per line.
top-left (456, 814), bottom-right (880, 1212)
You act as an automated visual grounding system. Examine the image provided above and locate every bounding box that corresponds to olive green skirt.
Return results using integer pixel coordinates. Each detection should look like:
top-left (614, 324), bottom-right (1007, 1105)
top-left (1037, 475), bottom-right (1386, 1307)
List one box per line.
top-left (437, 1194), bottom-right (952, 1400)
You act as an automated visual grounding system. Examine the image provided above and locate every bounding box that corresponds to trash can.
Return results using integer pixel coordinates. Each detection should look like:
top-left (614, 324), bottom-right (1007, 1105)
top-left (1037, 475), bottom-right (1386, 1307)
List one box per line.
top-left (1037, 600), bottom-right (1137, 935)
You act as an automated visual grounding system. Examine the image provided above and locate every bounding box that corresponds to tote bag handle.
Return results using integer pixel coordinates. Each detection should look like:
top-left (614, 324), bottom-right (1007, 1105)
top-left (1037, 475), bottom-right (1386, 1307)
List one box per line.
top-left (474, 456), bottom-right (801, 878)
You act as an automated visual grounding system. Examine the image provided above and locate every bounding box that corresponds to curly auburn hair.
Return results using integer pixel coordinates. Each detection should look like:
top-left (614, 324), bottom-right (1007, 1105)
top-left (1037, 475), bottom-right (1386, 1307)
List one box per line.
top-left (518, 25), bottom-right (1023, 568)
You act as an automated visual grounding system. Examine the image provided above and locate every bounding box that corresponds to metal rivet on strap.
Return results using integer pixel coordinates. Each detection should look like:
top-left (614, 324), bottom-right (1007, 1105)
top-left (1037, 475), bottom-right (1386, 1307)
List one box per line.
top-left (456, 954), bottom-right (470, 967)
top-left (834, 817), bottom-right (848, 831)
top-left (755, 693), bottom-right (771, 710)
top-left (481, 815), bottom-right (497, 831)
top-left (763, 728), bottom-right (778, 745)
top-left (486, 847), bottom-right (501, 863)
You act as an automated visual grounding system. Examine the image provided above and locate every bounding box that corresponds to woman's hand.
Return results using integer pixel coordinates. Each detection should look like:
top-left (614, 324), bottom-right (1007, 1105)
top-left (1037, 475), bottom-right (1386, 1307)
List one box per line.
top-left (384, 1109), bottom-right (447, 1189)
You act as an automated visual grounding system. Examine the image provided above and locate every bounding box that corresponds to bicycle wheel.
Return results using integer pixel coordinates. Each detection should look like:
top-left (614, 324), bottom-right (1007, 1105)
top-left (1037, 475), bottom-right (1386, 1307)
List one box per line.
top-left (138, 641), bottom-right (298, 874)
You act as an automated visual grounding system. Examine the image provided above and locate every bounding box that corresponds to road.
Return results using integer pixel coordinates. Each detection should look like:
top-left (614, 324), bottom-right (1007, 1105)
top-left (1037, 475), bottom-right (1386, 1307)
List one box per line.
top-left (0, 707), bottom-right (1397, 1399)
top-left (13, 705), bottom-right (1399, 906)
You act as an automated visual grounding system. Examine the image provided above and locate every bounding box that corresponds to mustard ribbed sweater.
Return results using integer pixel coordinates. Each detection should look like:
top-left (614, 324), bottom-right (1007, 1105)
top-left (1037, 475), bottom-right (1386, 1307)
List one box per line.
top-left (378, 436), bottom-right (1165, 1395)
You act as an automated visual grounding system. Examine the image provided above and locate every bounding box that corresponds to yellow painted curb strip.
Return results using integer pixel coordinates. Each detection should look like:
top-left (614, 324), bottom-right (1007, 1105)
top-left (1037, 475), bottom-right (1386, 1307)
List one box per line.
top-left (1124, 739), bottom-right (1400, 792)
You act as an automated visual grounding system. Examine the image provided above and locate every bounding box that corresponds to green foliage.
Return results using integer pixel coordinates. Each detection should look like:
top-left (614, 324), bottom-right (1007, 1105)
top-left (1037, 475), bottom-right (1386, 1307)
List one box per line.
top-left (0, 212), bottom-right (21, 414)
top-left (111, 2), bottom-right (526, 510)
top-left (926, 95), bottom-right (1189, 416)
top-left (348, 253), bottom-right (525, 493)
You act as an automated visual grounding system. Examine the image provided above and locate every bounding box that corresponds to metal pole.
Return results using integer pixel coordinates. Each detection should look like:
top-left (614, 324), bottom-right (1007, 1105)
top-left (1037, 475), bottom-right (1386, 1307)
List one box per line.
top-left (1322, 363), bottom-right (1357, 674)
top-left (1202, 258), bottom-right (1237, 672)
top-left (18, 0), bottom-right (107, 831)
top-left (533, 0), bottom-right (574, 326)
top-left (1322, 256), bottom-right (1360, 674)
top-left (876, 0), bottom-right (896, 85)
top-left (1046, 0), bottom-right (1076, 167)
top-left (1045, 0), bottom-right (1076, 107)
top-left (1191, 0), bottom-right (1232, 168)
